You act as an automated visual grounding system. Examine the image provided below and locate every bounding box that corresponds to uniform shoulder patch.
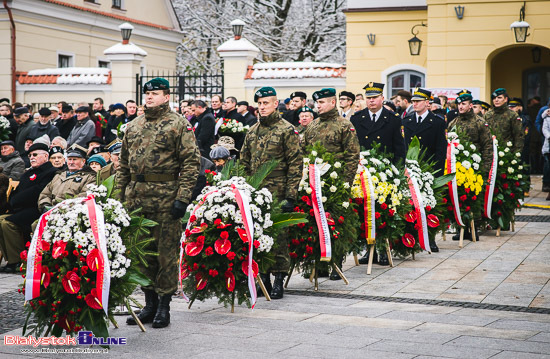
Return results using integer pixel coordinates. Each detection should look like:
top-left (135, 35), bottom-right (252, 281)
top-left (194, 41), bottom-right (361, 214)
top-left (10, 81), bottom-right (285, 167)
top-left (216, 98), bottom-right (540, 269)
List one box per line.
top-left (484, 123), bottom-right (489, 127)
top-left (516, 117), bottom-right (522, 121)
top-left (350, 127), bottom-right (355, 132)
top-left (294, 130), bottom-right (299, 135)
top-left (186, 125), bottom-right (193, 131)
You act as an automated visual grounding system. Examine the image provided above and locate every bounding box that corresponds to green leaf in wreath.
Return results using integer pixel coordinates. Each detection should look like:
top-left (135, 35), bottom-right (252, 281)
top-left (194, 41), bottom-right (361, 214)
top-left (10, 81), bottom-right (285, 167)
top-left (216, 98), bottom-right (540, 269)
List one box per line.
top-left (271, 212), bottom-right (309, 230)
top-left (126, 267), bottom-right (153, 287)
top-left (433, 173), bottom-right (455, 189)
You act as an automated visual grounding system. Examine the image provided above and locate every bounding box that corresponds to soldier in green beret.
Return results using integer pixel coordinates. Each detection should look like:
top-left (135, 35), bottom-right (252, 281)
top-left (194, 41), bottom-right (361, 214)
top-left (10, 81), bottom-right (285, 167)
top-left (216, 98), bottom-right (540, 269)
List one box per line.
top-left (241, 86), bottom-right (302, 299)
top-left (484, 88), bottom-right (525, 154)
top-left (303, 88), bottom-right (360, 280)
top-left (118, 77), bottom-right (201, 328)
top-left (448, 93), bottom-right (492, 241)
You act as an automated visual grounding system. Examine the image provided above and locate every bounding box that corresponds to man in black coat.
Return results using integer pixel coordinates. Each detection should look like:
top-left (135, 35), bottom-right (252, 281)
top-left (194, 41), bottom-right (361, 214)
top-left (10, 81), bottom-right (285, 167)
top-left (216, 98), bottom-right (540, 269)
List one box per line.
top-left (56, 105), bottom-right (77, 140)
top-left (283, 91), bottom-right (307, 127)
top-left (403, 88), bottom-right (447, 176)
top-left (351, 82), bottom-right (406, 164)
top-left (210, 95), bottom-right (225, 119)
top-left (237, 101), bottom-right (257, 126)
top-left (191, 100), bottom-right (216, 158)
top-left (0, 143), bottom-right (57, 273)
top-left (351, 82), bottom-right (406, 266)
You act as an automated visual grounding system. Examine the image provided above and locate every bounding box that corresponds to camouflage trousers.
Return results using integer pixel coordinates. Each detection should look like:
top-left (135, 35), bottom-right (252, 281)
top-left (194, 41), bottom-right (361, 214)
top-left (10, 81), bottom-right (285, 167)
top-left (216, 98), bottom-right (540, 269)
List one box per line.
top-left (139, 212), bottom-right (182, 296)
top-left (264, 178), bottom-right (291, 274)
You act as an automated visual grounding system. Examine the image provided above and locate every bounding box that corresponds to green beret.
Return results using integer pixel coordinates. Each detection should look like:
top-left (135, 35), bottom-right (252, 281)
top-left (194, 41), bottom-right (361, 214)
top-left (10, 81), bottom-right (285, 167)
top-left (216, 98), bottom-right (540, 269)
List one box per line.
top-left (411, 87), bottom-right (431, 101)
top-left (491, 88), bottom-right (507, 99)
top-left (312, 88), bottom-right (336, 101)
top-left (297, 106), bottom-right (315, 115)
top-left (456, 93), bottom-right (473, 103)
top-left (254, 87), bottom-right (277, 102)
top-left (143, 77), bottom-right (170, 93)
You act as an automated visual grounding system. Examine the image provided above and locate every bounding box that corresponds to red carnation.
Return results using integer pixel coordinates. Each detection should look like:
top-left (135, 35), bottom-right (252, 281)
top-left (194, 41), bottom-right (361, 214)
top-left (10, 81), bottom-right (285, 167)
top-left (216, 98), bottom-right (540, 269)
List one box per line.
top-left (291, 239), bottom-right (300, 246)
top-left (381, 203), bottom-right (388, 210)
top-left (389, 209), bottom-right (395, 217)
top-left (86, 248), bottom-right (101, 271)
top-left (494, 188), bottom-right (499, 194)
top-left (503, 183), bottom-right (509, 190)
top-left (62, 271), bottom-right (81, 294)
top-left (465, 206), bottom-right (471, 212)
top-left (427, 214), bottom-right (440, 228)
top-left (289, 252), bottom-right (298, 258)
top-left (510, 193), bottom-right (515, 199)
top-left (426, 206), bottom-right (432, 211)
top-left (378, 222), bottom-right (387, 229)
top-left (402, 233), bottom-right (415, 248)
top-left (208, 269), bottom-right (219, 277)
top-left (338, 216), bottom-right (345, 224)
top-left (465, 188), bottom-right (471, 193)
top-left (447, 206), bottom-right (453, 211)
top-left (253, 240), bottom-right (260, 248)
top-left (498, 200), bottom-right (503, 205)
top-left (501, 173), bottom-right (507, 179)
top-left (85, 288), bottom-right (103, 310)
top-left (196, 235), bottom-right (205, 244)
top-left (375, 212), bottom-right (381, 219)
top-left (305, 245), bottom-right (313, 254)
top-left (204, 247), bottom-right (214, 256)
top-left (226, 251), bottom-right (236, 260)
top-left (241, 259), bottom-right (259, 277)
top-left (515, 181), bottom-right (520, 187)
top-left (460, 195), bottom-right (467, 201)
top-left (220, 231), bottom-right (229, 240)
top-left (189, 215), bottom-right (197, 223)
top-left (442, 197), bottom-right (448, 204)
top-left (52, 240), bottom-right (67, 259)
top-left (472, 196), bottom-right (477, 201)
top-left (497, 211), bottom-right (502, 217)
top-left (214, 238), bottom-right (231, 255)
top-left (20, 250), bottom-right (27, 261)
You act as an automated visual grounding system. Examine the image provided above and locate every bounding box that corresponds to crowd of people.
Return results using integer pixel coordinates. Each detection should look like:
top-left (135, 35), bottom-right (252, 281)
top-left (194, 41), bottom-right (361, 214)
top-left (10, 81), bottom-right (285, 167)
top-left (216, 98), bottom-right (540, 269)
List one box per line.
top-left (0, 78), bottom-right (549, 328)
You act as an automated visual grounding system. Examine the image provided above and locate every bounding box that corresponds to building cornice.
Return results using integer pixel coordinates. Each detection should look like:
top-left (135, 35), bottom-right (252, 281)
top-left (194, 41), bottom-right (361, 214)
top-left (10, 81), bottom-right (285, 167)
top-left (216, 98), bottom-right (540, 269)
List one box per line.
top-left (343, 6), bottom-right (427, 13)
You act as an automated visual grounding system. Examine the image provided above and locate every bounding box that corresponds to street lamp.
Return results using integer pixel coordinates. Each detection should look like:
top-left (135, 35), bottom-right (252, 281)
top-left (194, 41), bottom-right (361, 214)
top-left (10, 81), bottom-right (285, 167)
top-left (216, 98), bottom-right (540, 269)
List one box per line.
top-left (510, 2), bottom-right (530, 43)
top-left (231, 19), bottom-right (245, 40)
top-left (408, 22), bottom-right (427, 56)
top-left (367, 33), bottom-right (376, 46)
top-left (454, 5), bottom-right (465, 20)
top-left (119, 22), bottom-right (133, 45)
top-left (532, 47), bottom-right (541, 63)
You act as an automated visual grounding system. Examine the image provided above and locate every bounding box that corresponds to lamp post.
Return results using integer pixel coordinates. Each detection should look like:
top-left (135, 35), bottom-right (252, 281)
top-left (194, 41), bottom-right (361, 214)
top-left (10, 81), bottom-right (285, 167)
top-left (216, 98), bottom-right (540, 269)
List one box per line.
top-left (119, 22), bottom-right (134, 45)
top-left (231, 19), bottom-right (245, 40)
top-left (510, 2), bottom-right (530, 43)
top-left (408, 22), bottom-right (427, 56)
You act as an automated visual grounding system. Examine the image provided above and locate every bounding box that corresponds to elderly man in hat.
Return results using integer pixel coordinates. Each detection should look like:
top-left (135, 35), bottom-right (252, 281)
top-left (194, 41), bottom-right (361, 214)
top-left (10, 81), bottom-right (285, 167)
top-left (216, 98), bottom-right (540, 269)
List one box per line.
top-left (240, 86), bottom-right (302, 299)
top-left (0, 143), bottom-right (57, 273)
top-left (117, 77), bottom-right (200, 328)
top-left (37, 144), bottom-right (96, 213)
top-left (49, 146), bottom-right (66, 170)
top-left (430, 97), bottom-right (447, 119)
top-left (351, 82), bottom-right (406, 266)
top-left (303, 87), bottom-right (360, 279)
top-left (56, 105), bottom-right (77, 140)
top-left (107, 140), bottom-right (122, 171)
top-left (339, 91), bottom-right (356, 119)
top-left (14, 107), bottom-right (35, 154)
top-left (485, 88), bottom-right (525, 154)
top-left (0, 140), bottom-right (25, 180)
top-left (67, 106), bottom-right (96, 148)
top-left (283, 91), bottom-right (307, 127)
top-left (28, 107), bottom-right (60, 141)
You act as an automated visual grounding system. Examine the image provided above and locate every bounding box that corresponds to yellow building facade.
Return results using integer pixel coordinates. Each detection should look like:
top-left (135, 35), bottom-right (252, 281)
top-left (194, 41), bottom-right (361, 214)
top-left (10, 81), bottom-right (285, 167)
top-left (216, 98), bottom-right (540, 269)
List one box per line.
top-left (345, 0), bottom-right (550, 102)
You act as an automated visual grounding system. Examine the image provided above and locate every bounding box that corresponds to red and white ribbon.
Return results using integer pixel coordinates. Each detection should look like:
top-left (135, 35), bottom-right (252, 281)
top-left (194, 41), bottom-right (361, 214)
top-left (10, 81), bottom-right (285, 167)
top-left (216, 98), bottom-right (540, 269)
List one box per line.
top-left (309, 163), bottom-right (331, 261)
top-left (359, 167), bottom-right (376, 245)
top-left (85, 195), bottom-right (111, 315)
top-left (405, 168), bottom-right (431, 252)
top-left (25, 209), bottom-right (54, 302)
top-left (484, 136), bottom-right (499, 219)
top-left (446, 141), bottom-right (465, 227)
top-left (231, 185), bottom-right (257, 309)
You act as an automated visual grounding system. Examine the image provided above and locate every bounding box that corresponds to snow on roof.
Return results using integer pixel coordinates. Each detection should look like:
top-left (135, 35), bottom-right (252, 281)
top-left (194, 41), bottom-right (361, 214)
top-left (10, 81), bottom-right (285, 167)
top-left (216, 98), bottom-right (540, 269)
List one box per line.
top-left (17, 68), bottom-right (111, 85)
top-left (217, 38), bottom-right (260, 53)
top-left (245, 62), bottom-right (345, 80)
top-left (103, 42), bottom-right (148, 56)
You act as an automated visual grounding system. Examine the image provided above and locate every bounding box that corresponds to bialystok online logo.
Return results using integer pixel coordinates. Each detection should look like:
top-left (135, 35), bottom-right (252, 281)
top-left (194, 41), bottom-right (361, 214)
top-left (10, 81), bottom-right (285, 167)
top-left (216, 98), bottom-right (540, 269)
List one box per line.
top-left (4, 332), bottom-right (127, 347)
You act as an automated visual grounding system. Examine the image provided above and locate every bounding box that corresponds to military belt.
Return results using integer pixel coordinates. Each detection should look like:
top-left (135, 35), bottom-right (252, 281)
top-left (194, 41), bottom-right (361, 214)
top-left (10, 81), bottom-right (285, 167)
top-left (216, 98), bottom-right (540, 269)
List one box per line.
top-left (266, 169), bottom-right (287, 178)
top-left (131, 173), bottom-right (178, 182)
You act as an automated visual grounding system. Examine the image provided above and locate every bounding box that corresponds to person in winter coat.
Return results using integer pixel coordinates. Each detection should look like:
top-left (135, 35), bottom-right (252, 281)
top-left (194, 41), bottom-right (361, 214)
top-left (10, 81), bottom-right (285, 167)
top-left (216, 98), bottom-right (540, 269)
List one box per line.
top-left (0, 140), bottom-right (25, 180)
top-left (67, 106), bottom-right (96, 148)
top-left (28, 108), bottom-right (60, 141)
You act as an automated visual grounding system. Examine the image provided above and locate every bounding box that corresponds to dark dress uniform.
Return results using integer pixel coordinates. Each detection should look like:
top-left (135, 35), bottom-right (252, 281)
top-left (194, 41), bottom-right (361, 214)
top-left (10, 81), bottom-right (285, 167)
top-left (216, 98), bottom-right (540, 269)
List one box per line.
top-left (403, 111), bottom-right (448, 175)
top-left (351, 107), bottom-right (406, 164)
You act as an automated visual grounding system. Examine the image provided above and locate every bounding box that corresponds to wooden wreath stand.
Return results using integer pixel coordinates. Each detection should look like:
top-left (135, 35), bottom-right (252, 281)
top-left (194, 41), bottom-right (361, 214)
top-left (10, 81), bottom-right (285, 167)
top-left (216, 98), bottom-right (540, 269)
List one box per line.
top-left (366, 239), bottom-right (394, 275)
top-left (285, 259), bottom-right (349, 291)
top-left (458, 219), bottom-right (477, 248)
top-left (496, 216), bottom-right (515, 237)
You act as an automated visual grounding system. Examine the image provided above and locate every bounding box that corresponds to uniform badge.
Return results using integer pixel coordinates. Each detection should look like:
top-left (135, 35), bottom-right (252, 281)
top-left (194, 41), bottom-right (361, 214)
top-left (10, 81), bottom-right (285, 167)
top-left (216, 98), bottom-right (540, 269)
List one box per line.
top-left (30, 174), bottom-right (36, 181)
top-left (74, 177), bottom-right (82, 183)
top-left (350, 127), bottom-right (355, 132)
top-left (294, 130), bottom-right (299, 135)
top-left (401, 125), bottom-right (405, 138)
top-left (187, 126), bottom-right (193, 131)
top-left (516, 117), bottom-right (522, 121)
top-left (485, 123), bottom-right (489, 127)
top-left (525, 128), bottom-right (529, 135)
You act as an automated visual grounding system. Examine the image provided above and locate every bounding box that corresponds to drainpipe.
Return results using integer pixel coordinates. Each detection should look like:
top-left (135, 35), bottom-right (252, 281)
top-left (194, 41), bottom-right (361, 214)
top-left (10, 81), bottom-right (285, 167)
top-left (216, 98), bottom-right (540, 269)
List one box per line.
top-left (3, 0), bottom-right (16, 103)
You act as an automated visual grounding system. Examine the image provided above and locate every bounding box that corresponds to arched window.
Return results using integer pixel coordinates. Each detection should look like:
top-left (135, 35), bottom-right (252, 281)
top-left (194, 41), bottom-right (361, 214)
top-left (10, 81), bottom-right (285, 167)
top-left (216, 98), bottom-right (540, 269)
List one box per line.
top-left (388, 70), bottom-right (425, 96)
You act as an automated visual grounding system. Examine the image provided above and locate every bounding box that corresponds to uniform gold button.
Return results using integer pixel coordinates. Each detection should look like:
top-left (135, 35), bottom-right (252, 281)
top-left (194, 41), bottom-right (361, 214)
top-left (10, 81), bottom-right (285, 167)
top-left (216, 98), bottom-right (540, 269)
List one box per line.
top-left (377, 136), bottom-right (380, 139)
top-left (419, 137), bottom-right (422, 139)
top-left (365, 136), bottom-right (368, 139)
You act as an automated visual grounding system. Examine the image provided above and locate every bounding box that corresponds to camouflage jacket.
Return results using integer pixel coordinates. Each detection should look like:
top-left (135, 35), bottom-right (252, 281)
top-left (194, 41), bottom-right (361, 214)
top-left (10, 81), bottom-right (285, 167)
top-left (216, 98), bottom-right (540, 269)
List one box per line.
top-left (116, 103), bottom-right (201, 212)
top-left (448, 110), bottom-right (493, 174)
top-left (484, 104), bottom-right (525, 154)
top-left (240, 111), bottom-right (302, 201)
top-left (303, 107), bottom-right (360, 184)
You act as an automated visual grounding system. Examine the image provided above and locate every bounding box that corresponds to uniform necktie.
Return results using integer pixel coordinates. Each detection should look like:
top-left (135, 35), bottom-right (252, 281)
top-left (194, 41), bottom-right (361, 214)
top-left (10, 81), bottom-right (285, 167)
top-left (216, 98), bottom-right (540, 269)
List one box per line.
top-left (372, 113), bottom-right (376, 122)
top-left (417, 115), bottom-right (421, 124)
top-left (343, 113), bottom-right (346, 118)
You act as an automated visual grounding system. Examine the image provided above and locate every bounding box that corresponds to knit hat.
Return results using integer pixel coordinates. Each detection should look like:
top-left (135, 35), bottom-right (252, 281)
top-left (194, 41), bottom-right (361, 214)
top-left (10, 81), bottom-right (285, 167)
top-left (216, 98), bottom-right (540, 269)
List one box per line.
top-left (87, 154), bottom-right (107, 167)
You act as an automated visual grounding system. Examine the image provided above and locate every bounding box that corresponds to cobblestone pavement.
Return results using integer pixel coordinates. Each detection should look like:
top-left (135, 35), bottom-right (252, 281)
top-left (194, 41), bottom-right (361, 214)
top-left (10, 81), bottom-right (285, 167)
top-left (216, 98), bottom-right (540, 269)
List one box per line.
top-left (0, 176), bottom-right (548, 358)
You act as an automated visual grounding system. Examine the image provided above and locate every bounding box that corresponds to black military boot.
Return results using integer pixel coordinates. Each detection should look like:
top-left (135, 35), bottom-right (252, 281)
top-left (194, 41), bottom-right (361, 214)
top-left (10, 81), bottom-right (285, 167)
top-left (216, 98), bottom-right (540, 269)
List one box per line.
top-left (152, 294), bottom-right (171, 328)
top-left (430, 240), bottom-right (439, 252)
top-left (452, 227), bottom-right (471, 241)
top-left (257, 273), bottom-right (271, 297)
top-left (358, 249), bottom-right (378, 264)
top-left (127, 289), bottom-right (158, 325)
top-left (271, 273), bottom-right (285, 299)
top-left (378, 252), bottom-right (389, 266)
top-left (329, 259), bottom-right (343, 281)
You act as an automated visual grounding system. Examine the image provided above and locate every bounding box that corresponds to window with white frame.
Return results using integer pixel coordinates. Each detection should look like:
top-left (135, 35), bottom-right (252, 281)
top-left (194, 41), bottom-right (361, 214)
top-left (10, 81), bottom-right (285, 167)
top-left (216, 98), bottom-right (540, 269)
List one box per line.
top-left (112, 0), bottom-right (124, 9)
top-left (57, 52), bottom-right (74, 68)
top-left (98, 60), bottom-right (110, 69)
top-left (388, 70), bottom-right (425, 97)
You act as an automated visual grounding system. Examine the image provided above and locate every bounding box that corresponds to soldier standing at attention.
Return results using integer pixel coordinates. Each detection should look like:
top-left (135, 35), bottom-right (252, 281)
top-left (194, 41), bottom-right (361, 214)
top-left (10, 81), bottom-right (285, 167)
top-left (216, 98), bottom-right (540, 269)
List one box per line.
top-left (303, 88), bottom-right (360, 280)
top-left (117, 78), bottom-right (201, 328)
top-left (240, 86), bottom-right (302, 299)
top-left (448, 92), bottom-right (492, 241)
top-left (484, 88), bottom-right (525, 154)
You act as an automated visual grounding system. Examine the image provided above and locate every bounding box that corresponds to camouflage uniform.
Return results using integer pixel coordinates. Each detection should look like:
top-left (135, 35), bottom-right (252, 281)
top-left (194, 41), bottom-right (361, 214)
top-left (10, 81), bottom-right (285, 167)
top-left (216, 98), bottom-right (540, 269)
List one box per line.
top-left (240, 111), bottom-right (302, 273)
top-left (448, 110), bottom-right (493, 175)
top-left (303, 107), bottom-right (360, 184)
top-left (484, 104), bottom-right (525, 154)
top-left (116, 103), bottom-right (201, 295)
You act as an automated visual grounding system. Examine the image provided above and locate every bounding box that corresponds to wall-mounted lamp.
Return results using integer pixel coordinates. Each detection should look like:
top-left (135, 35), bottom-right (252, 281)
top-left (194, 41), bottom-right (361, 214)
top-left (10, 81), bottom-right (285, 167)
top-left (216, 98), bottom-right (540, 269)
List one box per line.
top-left (532, 47), bottom-right (541, 63)
top-left (454, 5), bottom-right (465, 20)
top-left (510, 2), bottom-right (530, 43)
top-left (367, 33), bottom-right (376, 46)
top-left (408, 22), bottom-right (427, 56)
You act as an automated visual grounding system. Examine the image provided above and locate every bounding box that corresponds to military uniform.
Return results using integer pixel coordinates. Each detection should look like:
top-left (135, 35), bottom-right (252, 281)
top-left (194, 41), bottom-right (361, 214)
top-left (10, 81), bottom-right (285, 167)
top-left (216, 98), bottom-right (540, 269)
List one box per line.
top-left (484, 104), bottom-right (525, 154)
top-left (241, 107), bottom-right (302, 275)
top-left (303, 107), bottom-right (360, 184)
top-left (116, 102), bottom-right (201, 295)
top-left (448, 110), bottom-right (493, 174)
top-left (37, 169), bottom-right (96, 211)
